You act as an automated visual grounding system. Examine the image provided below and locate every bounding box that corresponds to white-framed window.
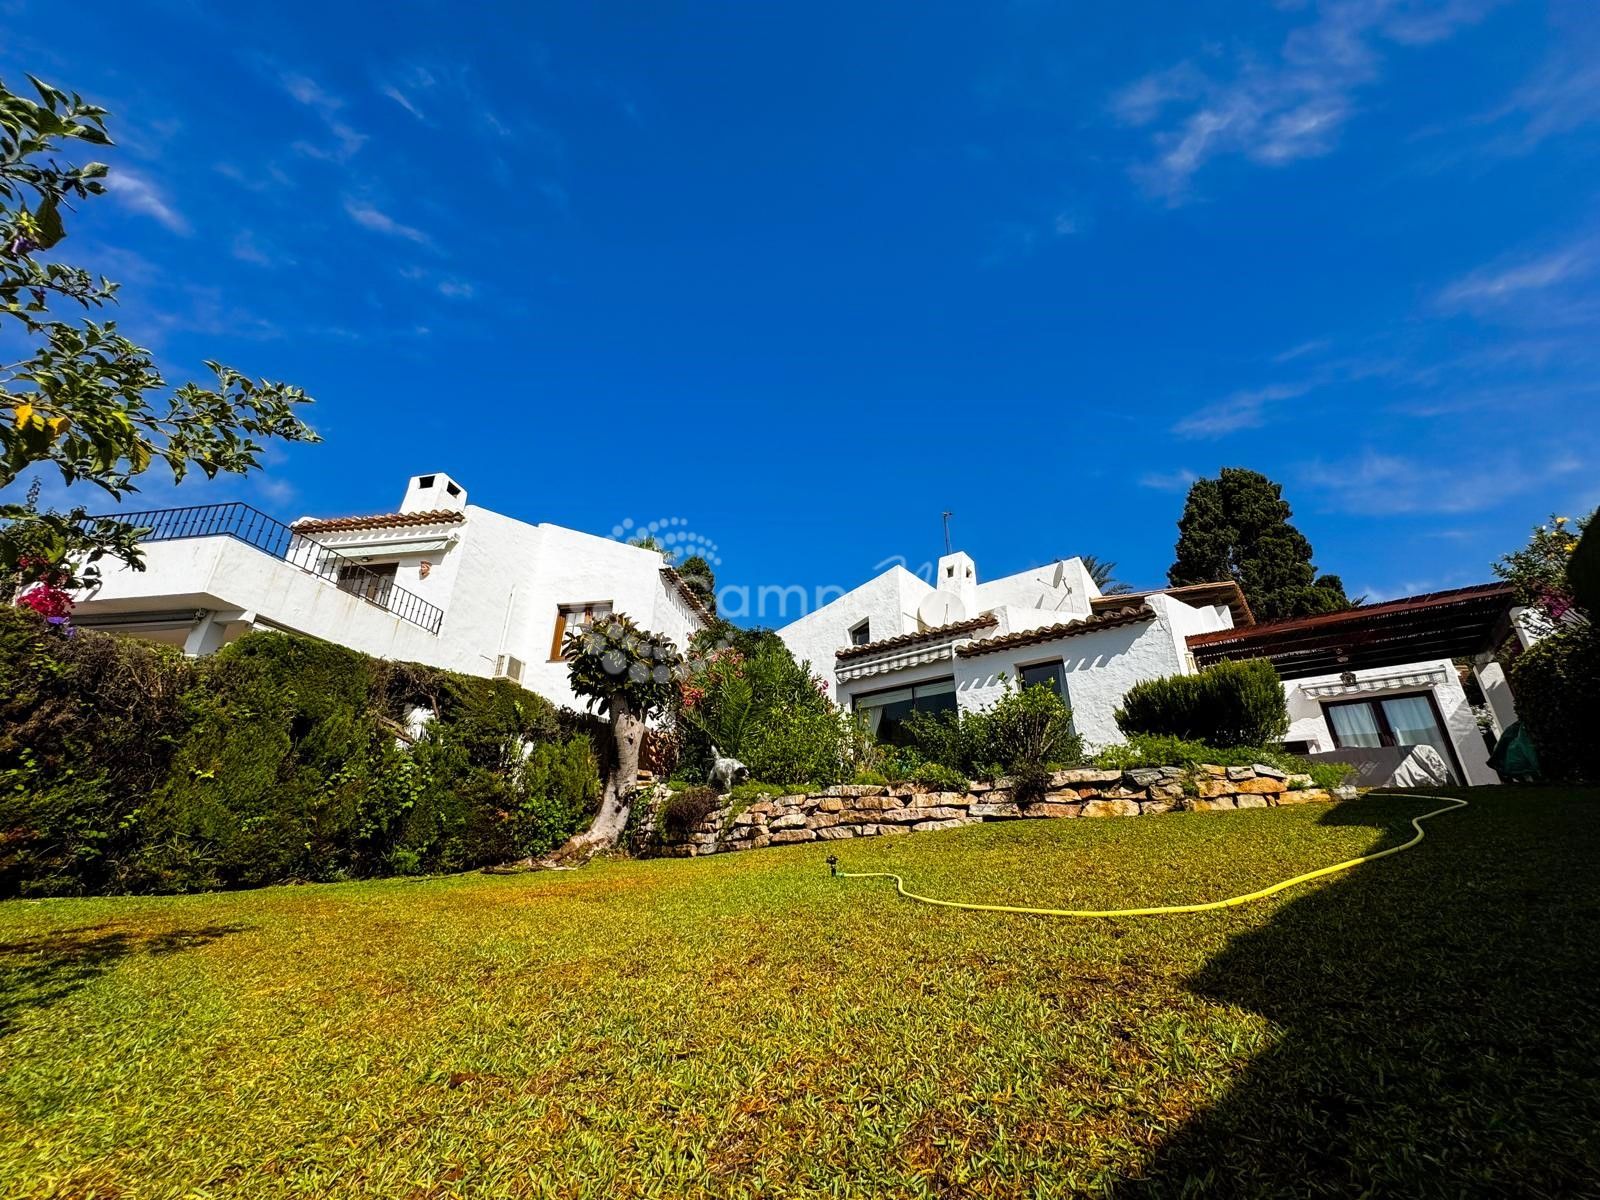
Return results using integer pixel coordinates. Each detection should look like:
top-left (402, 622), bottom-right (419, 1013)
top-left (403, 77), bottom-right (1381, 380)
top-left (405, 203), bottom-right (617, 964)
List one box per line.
top-left (849, 619), bottom-right (872, 646)
top-left (550, 602), bottom-right (613, 660)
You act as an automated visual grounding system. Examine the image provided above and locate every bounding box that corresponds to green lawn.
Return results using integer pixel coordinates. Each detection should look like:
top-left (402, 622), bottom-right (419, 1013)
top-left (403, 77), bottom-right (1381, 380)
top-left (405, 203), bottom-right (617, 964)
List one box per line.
top-left (2, 788), bottom-right (1597, 1198)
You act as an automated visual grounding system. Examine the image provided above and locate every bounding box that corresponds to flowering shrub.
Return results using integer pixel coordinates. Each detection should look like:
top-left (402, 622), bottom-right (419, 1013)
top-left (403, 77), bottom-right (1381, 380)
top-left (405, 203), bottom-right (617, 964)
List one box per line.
top-left (1494, 513), bottom-right (1592, 637)
top-left (12, 555), bottom-right (73, 627)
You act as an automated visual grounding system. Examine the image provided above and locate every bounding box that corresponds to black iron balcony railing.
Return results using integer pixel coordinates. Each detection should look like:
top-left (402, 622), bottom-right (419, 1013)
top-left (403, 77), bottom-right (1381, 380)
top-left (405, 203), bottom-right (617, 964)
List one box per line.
top-left (93, 502), bottom-right (445, 635)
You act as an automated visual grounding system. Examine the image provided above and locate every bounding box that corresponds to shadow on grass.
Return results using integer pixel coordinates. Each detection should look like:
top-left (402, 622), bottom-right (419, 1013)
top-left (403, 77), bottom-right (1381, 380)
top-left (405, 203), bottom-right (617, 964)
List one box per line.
top-left (1115, 789), bottom-right (1600, 1198)
top-left (0, 922), bottom-right (249, 1037)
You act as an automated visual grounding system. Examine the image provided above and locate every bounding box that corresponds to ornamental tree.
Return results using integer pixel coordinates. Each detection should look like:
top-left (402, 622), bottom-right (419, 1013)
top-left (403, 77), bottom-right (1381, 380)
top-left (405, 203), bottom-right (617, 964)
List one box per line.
top-left (0, 75), bottom-right (317, 600)
top-left (557, 613), bottom-right (683, 856)
top-left (1168, 468), bottom-right (1349, 621)
top-left (1493, 511), bottom-right (1593, 636)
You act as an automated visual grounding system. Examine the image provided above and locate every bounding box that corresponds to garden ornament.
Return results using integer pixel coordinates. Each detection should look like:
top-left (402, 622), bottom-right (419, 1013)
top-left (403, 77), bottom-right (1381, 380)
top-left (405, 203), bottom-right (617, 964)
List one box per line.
top-left (708, 745), bottom-right (750, 794)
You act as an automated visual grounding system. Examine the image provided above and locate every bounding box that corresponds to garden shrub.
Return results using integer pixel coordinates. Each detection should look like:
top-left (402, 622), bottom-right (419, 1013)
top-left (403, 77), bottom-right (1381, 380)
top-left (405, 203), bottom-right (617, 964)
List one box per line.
top-left (0, 607), bottom-right (190, 896)
top-left (902, 682), bottom-right (1082, 780)
top-left (0, 614), bottom-right (602, 896)
top-left (660, 786), bottom-right (721, 838)
top-left (1569, 517), bottom-right (1599, 615)
top-left (672, 636), bottom-right (862, 787)
top-left (906, 761), bottom-right (970, 791)
top-left (1509, 623), bottom-right (1600, 782)
top-left (1115, 658), bottom-right (1289, 748)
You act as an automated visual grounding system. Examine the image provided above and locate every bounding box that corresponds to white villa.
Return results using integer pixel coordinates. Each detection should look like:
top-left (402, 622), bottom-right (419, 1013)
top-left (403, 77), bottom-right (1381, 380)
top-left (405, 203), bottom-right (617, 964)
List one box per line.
top-left (777, 552), bottom-right (1521, 787)
top-left (70, 472), bottom-right (712, 709)
top-left (74, 477), bottom-right (1526, 785)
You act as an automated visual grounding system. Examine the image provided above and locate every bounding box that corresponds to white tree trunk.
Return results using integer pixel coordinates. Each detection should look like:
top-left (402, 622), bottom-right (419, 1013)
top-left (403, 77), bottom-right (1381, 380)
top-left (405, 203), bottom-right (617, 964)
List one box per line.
top-left (543, 698), bottom-right (644, 863)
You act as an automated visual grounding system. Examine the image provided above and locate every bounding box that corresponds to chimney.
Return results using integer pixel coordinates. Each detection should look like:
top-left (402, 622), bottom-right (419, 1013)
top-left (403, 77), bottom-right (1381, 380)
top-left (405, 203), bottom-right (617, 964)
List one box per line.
top-left (400, 472), bottom-right (467, 514)
top-left (936, 550), bottom-right (978, 617)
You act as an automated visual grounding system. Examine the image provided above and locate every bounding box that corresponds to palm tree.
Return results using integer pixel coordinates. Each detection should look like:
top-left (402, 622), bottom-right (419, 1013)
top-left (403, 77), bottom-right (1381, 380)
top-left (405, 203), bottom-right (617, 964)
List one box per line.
top-left (1080, 555), bottom-right (1136, 595)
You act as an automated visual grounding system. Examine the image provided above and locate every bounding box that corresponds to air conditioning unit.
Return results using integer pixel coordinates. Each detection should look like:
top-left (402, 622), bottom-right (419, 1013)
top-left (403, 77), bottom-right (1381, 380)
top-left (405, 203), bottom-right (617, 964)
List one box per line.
top-left (494, 654), bottom-right (524, 684)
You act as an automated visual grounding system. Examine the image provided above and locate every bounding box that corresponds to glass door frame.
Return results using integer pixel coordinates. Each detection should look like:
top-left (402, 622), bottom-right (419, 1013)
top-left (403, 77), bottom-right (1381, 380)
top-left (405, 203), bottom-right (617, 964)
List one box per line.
top-left (1322, 690), bottom-right (1464, 783)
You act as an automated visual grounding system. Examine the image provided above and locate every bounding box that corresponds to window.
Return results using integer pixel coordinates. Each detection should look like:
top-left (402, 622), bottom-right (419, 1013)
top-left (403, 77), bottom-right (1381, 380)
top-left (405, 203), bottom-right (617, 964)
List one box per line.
top-left (1018, 660), bottom-right (1066, 696)
top-left (1323, 693), bottom-right (1461, 783)
top-left (853, 678), bottom-right (957, 746)
top-left (550, 602), bottom-right (613, 660)
top-left (849, 619), bottom-right (872, 646)
top-left (336, 561), bottom-right (396, 604)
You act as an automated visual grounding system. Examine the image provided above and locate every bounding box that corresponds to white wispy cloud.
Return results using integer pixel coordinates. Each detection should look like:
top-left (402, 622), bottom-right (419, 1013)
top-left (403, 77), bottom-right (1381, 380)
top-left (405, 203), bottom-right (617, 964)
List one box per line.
top-left (382, 84), bottom-right (426, 120)
top-left (1112, 0), bottom-right (1498, 201)
top-left (231, 230), bottom-right (292, 268)
top-left (1436, 242), bottom-right (1595, 310)
top-left (281, 70), bottom-right (366, 162)
top-left (1172, 382), bottom-right (1312, 438)
top-left (1138, 467), bottom-right (1200, 492)
top-left (437, 279), bottom-right (475, 299)
top-left (1297, 447), bottom-right (1586, 516)
top-left (344, 199), bottom-right (431, 245)
top-left (104, 167), bottom-right (190, 234)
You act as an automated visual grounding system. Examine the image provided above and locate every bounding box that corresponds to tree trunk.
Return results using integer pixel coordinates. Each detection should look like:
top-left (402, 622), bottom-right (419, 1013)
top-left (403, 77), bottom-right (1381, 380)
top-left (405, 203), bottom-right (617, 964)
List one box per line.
top-left (541, 698), bottom-right (644, 865)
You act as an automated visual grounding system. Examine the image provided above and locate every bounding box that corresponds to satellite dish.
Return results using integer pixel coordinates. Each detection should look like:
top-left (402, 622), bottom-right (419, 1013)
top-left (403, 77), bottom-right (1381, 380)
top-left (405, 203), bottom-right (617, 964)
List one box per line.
top-left (918, 591), bottom-right (967, 628)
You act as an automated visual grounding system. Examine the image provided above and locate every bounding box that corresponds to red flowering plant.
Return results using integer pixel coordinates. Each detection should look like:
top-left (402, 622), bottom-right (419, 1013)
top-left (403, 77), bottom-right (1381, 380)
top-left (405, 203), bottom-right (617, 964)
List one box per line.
top-left (13, 554), bottom-right (74, 628)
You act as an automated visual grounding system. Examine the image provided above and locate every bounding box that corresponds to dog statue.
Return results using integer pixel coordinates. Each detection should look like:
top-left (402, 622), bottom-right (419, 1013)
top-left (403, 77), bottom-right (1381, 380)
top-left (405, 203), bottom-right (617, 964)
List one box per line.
top-left (707, 744), bottom-right (750, 794)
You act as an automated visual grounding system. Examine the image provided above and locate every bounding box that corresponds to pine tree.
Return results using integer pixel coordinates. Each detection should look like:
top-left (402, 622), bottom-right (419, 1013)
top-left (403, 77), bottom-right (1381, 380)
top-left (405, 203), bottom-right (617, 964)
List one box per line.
top-left (1168, 468), bottom-right (1349, 621)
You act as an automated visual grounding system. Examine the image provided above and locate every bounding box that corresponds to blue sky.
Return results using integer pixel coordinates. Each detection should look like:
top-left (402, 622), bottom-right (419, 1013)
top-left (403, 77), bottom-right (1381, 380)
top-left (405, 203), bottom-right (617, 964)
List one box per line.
top-left (6, 0), bottom-right (1598, 619)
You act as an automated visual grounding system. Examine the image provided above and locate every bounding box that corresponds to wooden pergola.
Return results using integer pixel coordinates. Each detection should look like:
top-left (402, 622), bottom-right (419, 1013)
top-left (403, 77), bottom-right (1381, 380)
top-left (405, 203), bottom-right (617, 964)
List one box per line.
top-left (1186, 583), bottom-right (1518, 681)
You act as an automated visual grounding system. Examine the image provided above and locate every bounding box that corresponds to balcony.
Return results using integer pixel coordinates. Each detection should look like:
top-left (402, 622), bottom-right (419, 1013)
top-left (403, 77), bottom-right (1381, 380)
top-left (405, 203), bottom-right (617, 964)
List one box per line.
top-left (93, 502), bottom-right (445, 634)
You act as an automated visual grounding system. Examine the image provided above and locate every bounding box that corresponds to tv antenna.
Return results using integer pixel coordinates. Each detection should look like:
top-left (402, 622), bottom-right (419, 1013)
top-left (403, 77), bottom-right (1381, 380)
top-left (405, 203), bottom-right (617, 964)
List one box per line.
top-left (941, 511), bottom-right (953, 555)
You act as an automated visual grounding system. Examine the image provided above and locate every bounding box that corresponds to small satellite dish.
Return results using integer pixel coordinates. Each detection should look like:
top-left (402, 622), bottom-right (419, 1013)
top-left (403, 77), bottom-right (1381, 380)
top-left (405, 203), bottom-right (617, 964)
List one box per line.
top-left (917, 591), bottom-right (968, 628)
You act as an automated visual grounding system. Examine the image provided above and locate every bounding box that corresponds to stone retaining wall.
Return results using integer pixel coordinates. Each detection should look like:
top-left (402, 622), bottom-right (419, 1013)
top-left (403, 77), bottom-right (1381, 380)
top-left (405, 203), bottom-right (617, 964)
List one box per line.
top-left (633, 765), bottom-right (1357, 858)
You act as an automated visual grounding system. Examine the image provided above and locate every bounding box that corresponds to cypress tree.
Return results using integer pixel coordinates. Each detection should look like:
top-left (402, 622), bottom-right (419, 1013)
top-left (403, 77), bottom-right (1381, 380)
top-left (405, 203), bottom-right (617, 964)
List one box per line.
top-left (1169, 468), bottom-right (1350, 621)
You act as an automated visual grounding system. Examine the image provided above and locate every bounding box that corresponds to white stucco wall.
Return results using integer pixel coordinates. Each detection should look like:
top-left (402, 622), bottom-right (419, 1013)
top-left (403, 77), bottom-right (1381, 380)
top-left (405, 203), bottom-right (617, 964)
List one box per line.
top-left (72, 484), bottom-right (708, 710)
top-left (956, 606), bottom-right (1191, 750)
top-left (1282, 659), bottom-right (1496, 786)
top-left (777, 567), bottom-right (933, 700)
top-left (974, 558), bottom-right (1100, 632)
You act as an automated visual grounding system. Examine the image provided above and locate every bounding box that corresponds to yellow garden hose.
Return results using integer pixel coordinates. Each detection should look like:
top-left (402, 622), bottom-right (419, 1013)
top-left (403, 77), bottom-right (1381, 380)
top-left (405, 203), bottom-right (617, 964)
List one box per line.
top-left (827, 792), bottom-right (1467, 918)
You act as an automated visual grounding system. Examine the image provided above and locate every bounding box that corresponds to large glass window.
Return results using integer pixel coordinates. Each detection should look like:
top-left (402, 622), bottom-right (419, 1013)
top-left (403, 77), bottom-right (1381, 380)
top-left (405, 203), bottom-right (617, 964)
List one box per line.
top-left (1324, 693), bottom-right (1460, 783)
top-left (854, 678), bottom-right (957, 746)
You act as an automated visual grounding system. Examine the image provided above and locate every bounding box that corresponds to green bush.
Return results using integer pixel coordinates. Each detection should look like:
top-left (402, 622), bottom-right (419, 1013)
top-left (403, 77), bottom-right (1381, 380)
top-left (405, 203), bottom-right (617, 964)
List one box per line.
top-left (672, 639), bottom-right (862, 787)
top-left (1115, 658), bottom-right (1289, 748)
top-left (0, 608), bottom-right (190, 896)
top-left (907, 762), bottom-right (969, 791)
top-left (660, 787), bottom-right (721, 839)
top-left (902, 682), bottom-right (1082, 780)
top-left (1570, 516), bottom-right (1599, 615)
top-left (1509, 624), bottom-right (1600, 782)
top-left (0, 613), bottom-right (602, 896)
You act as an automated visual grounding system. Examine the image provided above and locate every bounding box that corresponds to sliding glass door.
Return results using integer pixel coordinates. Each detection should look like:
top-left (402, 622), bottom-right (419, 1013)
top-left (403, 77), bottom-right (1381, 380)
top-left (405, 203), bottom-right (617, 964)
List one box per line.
top-left (1323, 693), bottom-right (1460, 783)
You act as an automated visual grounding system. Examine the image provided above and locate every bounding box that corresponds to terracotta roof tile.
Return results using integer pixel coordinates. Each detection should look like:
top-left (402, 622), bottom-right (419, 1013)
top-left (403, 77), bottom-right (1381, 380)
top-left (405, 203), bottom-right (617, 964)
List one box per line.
top-left (660, 566), bottom-right (715, 627)
top-left (291, 510), bottom-right (466, 534)
top-left (836, 613), bottom-right (998, 661)
top-left (955, 604), bottom-right (1156, 657)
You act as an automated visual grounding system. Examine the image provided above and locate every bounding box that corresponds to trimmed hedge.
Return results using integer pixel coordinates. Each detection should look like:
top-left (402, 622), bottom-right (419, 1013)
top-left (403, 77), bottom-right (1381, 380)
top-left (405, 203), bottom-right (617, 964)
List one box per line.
top-left (1509, 623), bottom-right (1599, 783)
top-left (1570, 518), bottom-right (1599, 615)
top-left (1115, 658), bottom-right (1289, 748)
top-left (0, 610), bottom-right (599, 896)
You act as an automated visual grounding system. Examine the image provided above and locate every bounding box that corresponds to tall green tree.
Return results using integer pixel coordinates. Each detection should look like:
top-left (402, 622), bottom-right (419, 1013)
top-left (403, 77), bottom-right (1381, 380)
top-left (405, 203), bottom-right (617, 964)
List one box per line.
top-left (0, 76), bottom-right (317, 598)
top-left (1168, 468), bottom-right (1349, 621)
